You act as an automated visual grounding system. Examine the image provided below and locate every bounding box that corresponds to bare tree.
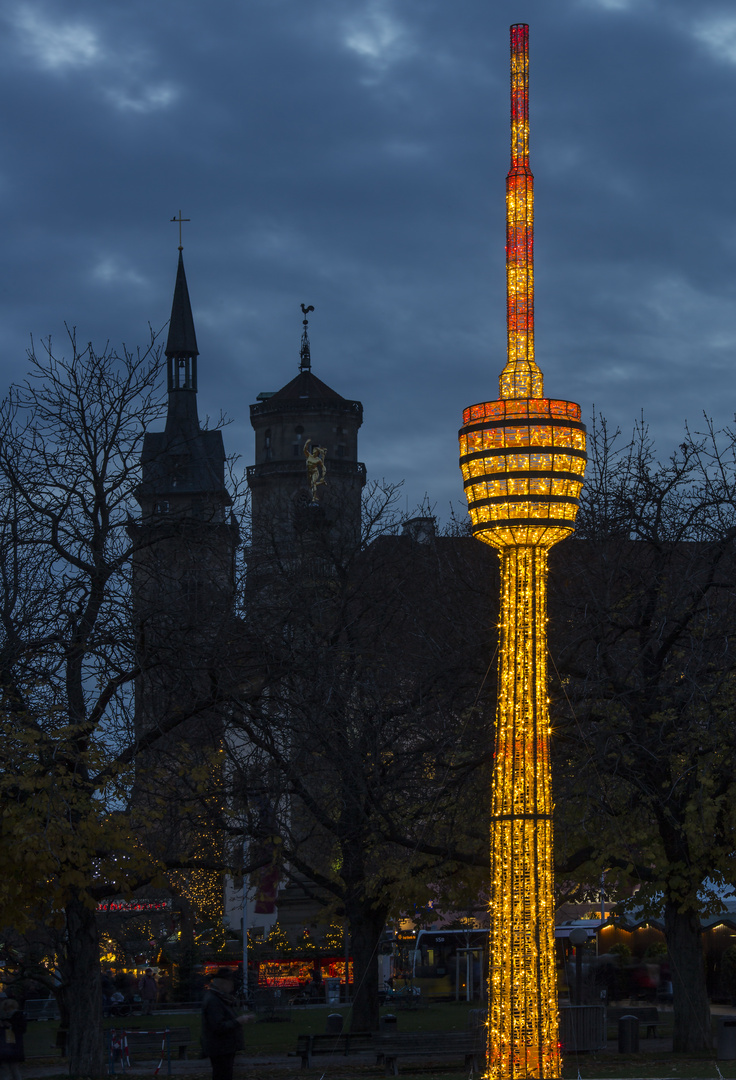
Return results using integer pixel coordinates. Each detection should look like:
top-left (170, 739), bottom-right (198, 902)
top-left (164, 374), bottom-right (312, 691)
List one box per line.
top-left (0, 331), bottom-right (234, 1076)
top-left (227, 485), bottom-right (492, 1032)
top-left (550, 414), bottom-right (736, 1051)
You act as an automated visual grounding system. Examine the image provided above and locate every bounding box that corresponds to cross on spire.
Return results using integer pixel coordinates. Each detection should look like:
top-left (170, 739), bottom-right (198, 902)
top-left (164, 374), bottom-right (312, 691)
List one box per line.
top-left (170, 210), bottom-right (190, 251)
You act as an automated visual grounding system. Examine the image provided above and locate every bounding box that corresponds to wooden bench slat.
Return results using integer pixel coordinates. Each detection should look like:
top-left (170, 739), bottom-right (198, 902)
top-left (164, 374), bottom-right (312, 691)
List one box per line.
top-left (294, 1028), bottom-right (486, 1073)
top-left (294, 1031), bottom-right (374, 1068)
top-left (375, 1031), bottom-right (484, 1077)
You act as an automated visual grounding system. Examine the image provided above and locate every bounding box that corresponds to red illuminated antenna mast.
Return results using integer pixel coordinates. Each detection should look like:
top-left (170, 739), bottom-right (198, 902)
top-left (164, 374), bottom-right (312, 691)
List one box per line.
top-left (500, 23), bottom-right (543, 399)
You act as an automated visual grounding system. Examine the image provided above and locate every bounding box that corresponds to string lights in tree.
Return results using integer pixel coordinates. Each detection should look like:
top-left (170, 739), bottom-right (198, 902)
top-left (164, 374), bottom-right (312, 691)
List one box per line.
top-left (459, 24), bottom-right (586, 1080)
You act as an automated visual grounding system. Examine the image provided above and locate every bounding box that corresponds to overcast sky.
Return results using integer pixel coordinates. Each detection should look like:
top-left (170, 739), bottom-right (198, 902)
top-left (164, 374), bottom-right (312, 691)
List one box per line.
top-left (0, 0), bottom-right (735, 521)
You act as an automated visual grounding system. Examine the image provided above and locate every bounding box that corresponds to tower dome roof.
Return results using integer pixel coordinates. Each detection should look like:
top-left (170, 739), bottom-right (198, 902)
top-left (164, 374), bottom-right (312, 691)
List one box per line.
top-left (268, 369), bottom-right (347, 403)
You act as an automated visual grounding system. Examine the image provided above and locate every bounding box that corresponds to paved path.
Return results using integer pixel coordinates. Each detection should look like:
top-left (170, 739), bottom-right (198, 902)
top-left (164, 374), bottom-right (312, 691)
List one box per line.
top-left (22, 1053), bottom-right (296, 1078)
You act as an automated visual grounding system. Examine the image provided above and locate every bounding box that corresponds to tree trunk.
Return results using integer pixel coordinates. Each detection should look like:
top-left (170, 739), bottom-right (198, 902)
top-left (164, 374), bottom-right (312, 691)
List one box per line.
top-left (61, 892), bottom-right (104, 1076)
top-left (664, 899), bottom-right (711, 1052)
top-left (346, 898), bottom-right (388, 1033)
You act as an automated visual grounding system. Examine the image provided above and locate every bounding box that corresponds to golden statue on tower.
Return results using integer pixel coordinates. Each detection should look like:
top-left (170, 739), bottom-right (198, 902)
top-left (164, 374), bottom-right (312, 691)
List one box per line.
top-left (304, 438), bottom-right (327, 502)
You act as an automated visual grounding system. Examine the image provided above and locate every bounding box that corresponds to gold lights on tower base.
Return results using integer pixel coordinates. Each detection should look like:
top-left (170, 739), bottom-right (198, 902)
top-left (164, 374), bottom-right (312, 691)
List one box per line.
top-left (459, 25), bottom-right (586, 1080)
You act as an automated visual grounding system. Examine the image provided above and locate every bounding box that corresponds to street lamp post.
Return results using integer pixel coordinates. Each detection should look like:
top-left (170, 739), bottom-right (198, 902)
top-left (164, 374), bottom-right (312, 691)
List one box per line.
top-left (568, 928), bottom-right (588, 1007)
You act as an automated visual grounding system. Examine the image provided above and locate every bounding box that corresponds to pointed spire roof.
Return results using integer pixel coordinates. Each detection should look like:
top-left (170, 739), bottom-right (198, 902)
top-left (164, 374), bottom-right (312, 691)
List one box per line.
top-left (299, 304), bottom-right (314, 372)
top-left (166, 251), bottom-right (199, 357)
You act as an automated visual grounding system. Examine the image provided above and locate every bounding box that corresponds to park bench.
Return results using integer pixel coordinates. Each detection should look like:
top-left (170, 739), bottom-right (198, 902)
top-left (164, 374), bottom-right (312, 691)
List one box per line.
top-left (294, 1031), bottom-right (374, 1068)
top-left (110, 1026), bottom-right (193, 1061)
top-left (375, 1030), bottom-right (484, 1076)
top-left (606, 1006), bottom-right (660, 1038)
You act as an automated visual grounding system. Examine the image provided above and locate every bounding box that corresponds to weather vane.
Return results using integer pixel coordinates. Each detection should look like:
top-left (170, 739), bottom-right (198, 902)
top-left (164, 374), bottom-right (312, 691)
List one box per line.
top-left (170, 211), bottom-right (190, 251)
top-left (299, 304), bottom-right (314, 372)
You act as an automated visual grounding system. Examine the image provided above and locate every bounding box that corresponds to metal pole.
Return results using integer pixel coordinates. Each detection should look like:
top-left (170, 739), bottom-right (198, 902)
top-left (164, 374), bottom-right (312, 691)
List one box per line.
top-left (243, 839), bottom-right (248, 1003)
top-left (344, 923), bottom-right (350, 1004)
top-left (568, 927), bottom-right (588, 1007)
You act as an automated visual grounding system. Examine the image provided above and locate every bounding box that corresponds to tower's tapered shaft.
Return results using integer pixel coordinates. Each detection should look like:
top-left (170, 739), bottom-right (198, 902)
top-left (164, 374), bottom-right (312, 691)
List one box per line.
top-left (458, 24), bottom-right (587, 1080)
top-left (488, 545), bottom-right (558, 1079)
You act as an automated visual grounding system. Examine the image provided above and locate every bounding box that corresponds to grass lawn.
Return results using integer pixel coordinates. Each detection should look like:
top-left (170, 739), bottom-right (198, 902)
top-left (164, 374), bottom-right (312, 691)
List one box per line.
top-left (25, 1000), bottom-right (482, 1059)
top-left (24, 1001), bottom-right (736, 1079)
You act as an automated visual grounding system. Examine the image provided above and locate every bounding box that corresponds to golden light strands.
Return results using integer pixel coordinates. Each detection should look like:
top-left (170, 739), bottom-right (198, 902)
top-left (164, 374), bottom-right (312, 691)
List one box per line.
top-left (501, 23), bottom-right (542, 402)
top-left (488, 546), bottom-right (558, 1079)
top-left (459, 24), bottom-right (586, 1080)
top-left (459, 398), bottom-right (586, 548)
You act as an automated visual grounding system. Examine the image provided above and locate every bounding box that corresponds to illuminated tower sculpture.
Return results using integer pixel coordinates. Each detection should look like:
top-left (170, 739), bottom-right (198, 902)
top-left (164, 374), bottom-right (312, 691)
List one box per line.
top-left (458, 25), bottom-right (586, 1080)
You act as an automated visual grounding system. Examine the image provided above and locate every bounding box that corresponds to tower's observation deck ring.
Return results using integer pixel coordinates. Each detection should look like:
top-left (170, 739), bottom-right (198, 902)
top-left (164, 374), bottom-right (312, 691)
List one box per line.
top-left (459, 397), bottom-right (586, 549)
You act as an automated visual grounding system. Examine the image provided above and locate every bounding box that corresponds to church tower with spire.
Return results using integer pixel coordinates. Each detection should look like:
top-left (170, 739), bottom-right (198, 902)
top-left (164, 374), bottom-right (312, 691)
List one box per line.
top-left (137, 250), bottom-right (233, 527)
top-left (247, 307), bottom-right (366, 554)
top-left (131, 248), bottom-right (238, 742)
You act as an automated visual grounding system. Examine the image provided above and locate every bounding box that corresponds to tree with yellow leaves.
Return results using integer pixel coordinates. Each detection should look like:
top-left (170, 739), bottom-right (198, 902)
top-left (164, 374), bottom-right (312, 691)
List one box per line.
top-left (0, 332), bottom-right (229, 1075)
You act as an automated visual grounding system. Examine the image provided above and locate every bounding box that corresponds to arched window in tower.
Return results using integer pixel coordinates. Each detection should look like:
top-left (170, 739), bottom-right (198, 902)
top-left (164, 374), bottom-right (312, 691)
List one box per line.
top-left (173, 356), bottom-right (192, 389)
top-left (264, 429), bottom-right (272, 461)
top-left (336, 426), bottom-right (346, 458)
top-left (293, 425), bottom-right (304, 457)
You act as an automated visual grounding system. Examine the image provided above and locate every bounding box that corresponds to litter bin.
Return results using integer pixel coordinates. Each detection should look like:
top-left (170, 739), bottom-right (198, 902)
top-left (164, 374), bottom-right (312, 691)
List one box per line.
top-left (324, 978), bottom-right (341, 1005)
top-left (718, 1016), bottom-right (736, 1060)
top-left (380, 1014), bottom-right (397, 1032)
top-left (325, 1012), bottom-right (343, 1035)
top-left (618, 1014), bottom-right (639, 1053)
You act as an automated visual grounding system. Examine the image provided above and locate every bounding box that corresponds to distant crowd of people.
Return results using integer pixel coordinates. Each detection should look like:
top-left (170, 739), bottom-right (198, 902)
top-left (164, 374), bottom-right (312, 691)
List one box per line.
top-left (101, 967), bottom-right (171, 1017)
top-left (0, 965), bottom-right (257, 1080)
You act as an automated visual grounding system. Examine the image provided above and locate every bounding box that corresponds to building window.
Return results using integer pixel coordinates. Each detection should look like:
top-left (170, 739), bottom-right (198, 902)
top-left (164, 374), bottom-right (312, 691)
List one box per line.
top-left (154, 500), bottom-right (169, 514)
top-left (293, 425), bottom-right (305, 458)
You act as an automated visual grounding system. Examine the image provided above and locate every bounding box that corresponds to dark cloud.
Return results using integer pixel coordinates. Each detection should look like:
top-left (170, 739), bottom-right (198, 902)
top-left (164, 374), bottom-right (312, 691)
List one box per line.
top-left (0, 0), bottom-right (734, 518)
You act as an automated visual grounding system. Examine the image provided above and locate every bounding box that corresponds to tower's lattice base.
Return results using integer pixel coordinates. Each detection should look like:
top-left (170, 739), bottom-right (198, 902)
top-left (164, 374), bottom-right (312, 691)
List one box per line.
top-left (487, 546), bottom-right (559, 1080)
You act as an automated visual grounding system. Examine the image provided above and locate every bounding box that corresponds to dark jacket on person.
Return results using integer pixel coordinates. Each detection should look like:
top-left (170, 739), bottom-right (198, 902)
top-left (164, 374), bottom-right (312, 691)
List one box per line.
top-left (139, 974), bottom-right (158, 1002)
top-left (0, 1006), bottom-right (27, 1062)
top-left (201, 984), bottom-right (244, 1057)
